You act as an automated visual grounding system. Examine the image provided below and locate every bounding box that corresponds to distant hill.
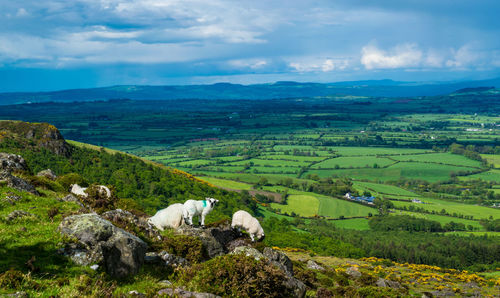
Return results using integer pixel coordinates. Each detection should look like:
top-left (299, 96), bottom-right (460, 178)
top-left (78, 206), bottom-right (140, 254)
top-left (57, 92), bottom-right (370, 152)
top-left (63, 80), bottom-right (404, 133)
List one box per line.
top-left (0, 78), bottom-right (499, 105)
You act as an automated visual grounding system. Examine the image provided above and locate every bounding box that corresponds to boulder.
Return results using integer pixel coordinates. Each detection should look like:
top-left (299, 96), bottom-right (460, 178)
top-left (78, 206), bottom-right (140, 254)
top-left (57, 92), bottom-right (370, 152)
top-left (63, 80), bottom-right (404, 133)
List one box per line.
top-left (0, 171), bottom-right (39, 195)
top-left (5, 210), bottom-right (36, 222)
top-left (231, 246), bottom-right (265, 260)
top-left (263, 247), bottom-right (294, 277)
top-left (36, 169), bottom-right (57, 180)
top-left (177, 226), bottom-right (238, 259)
top-left (0, 153), bottom-right (28, 173)
top-left (58, 214), bottom-right (147, 278)
top-left (101, 209), bottom-right (159, 239)
top-left (283, 276), bottom-right (306, 298)
top-left (346, 266), bottom-right (362, 279)
top-left (306, 260), bottom-right (325, 271)
top-left (157, 288), bottom-right (221, 298)
top-left (57, 194), bottom-right (83, 207)
top-left (158, 251), bottom-right (189, 267)
top-left (225, 238), bottom-right (251, 252)
top-left (376, 278), bottom-right (402, 289)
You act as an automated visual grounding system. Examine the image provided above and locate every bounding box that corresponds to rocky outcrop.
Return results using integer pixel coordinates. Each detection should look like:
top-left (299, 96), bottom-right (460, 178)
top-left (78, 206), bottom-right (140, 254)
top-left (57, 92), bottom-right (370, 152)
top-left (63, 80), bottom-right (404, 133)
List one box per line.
top-left (101, 209), bottom-right (159, 239)
top-left (307, 260), bottom-right (325, 271)
top-left (231, 246), bottom-right (264, 260)
top-left (0, 171), bottom-right (39, 195)
top-left (177, 225), bottom-right (239, 259)
top-left (58, 214), bottom-right (147, 278)
top-left (0, 153), bottom-right (28, 173)
top-left (263, 247), bottom-right (294, 277)
top-left (145, 251), bottom-right (189, 267)
top-left (346, 266), bottom-right (362, 279)
top-left (36, 169), bottom-right (57, 180)
top-left (0, 121), bottom-right (70, 156)
top-left (376, 278), bottom-right (402, 289)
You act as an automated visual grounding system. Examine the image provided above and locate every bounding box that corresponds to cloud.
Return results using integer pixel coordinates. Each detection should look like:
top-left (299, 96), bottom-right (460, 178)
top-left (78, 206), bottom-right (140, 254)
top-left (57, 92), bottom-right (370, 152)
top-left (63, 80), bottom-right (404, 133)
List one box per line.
top-left (445, 45), bottom-right (481, 68)
top-left (289, 58), bottom-right (348, 72)
top-left (361, 43), bottom-right (422, 69)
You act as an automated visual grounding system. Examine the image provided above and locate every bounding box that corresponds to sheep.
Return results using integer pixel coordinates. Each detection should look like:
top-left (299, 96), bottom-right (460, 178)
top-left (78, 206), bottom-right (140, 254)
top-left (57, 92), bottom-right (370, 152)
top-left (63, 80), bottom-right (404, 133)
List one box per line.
top-left (70, 184), bottom-right (111, 199)
top-left (70, 184), bottom-right (88, 198)
top-left (182, 198), bottom-right (219, 227)
top-left (231, 210), bottom-right (265, 242)
top-left (148, 203), bottom-right (185, 231)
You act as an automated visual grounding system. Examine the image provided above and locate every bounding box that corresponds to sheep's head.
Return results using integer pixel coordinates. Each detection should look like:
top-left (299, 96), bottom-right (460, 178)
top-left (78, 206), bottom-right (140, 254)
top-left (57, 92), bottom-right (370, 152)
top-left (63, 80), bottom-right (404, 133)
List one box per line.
top-left (257, 233), bottom-right (265, 241)
top-left (206, 197), bottom-right (219, 208)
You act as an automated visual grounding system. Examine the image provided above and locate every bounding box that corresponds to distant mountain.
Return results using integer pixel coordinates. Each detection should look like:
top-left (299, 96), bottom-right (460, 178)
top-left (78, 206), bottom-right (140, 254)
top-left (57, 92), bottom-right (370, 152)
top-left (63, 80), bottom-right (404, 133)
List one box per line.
top-left (0, 78), bottom-right (499, 105)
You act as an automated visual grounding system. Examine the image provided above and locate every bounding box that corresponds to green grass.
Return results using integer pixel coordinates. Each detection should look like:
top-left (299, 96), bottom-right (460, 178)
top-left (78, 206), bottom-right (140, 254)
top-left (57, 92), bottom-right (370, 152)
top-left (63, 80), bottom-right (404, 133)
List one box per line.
top-left (329, 218), bottom-right (370, 230)
top-left (270, 195), bottom-right (320, 217)
top-left (480, 154), bottom-right (500, 168)
top-left (391, 197), bottom-right (500, 220)
top-left (328, 146), bottom-right (431, 156)
top-left (391, 153), bottom-right (482, 168)
top-left (228, 158), bottom-right (310, 167)
top-left (353, 181), bottom-right (418, 197)
top-left (395, 211), bottom-right (484, 230)
top-left (311, 156), bottom-right (394, 169)
top-left (317, 196), bottom-right (374, 218)
top-left (195, 176), bottom-right (253, 190)
top-left (461, 169), bottom-right (500, 182)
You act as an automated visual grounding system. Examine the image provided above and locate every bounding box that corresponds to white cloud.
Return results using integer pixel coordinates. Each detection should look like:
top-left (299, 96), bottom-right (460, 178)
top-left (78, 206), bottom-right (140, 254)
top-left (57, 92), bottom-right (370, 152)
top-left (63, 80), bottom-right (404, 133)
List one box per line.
top-left (289, 58), bottom-right (348, 72)
top-left (445, 45), bottom-right (481, 68)
top-left (229, 59), bottom-right (268, 69)
top-left (361, 43), bottom-right (422, 69)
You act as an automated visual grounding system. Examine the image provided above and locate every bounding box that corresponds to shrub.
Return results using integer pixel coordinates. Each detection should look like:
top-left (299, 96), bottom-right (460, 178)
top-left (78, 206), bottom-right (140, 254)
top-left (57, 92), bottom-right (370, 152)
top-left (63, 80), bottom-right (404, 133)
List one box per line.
top-left (80, 184), bottom-right (117, 214)
top-left (153, 233), bottom-right (205, 263)
top-left (25, 175), bottom-right (65, 192)
top-left (177, 254), bottom-right (293, 297)
top-left (57, 173), bottom-right (87, 189)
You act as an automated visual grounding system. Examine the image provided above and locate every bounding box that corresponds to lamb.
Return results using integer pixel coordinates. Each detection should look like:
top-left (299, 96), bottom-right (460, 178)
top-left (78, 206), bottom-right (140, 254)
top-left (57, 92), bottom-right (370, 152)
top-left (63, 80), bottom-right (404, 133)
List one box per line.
top-left (182, 198), bottom-right (219, 227)
top-left (148, 203), bottom-right (185, 231)
top-left (231, 210), bottom-right (265, 242)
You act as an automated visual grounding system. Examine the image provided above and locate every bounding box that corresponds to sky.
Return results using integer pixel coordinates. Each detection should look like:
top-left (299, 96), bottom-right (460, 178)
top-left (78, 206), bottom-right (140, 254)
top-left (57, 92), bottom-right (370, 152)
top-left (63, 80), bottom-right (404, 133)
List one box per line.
top-left (1, 0), bottom-right (500, 92)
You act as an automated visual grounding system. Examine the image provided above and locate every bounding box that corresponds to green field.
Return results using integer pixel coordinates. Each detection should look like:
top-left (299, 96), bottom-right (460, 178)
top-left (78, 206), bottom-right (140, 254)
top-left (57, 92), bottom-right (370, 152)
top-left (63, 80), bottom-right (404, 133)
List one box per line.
top-left (312, 156), bottom-right (395, 169)
top-left (392, 197), bottom-right (500, 220)
top-left (196, 176), bottom-right (253, 190)
top-left (480, 154), bottom-right (500, 168)
top-left (270, 195), bottom-right (320, 217)
top-left (329, 218), bottom-right (370, 230)
top-left (317, 196), bottom-right (373, 218)
top-left (353, 181), bottom-right (419, 197)
top-left (328, 147), bottom-right (431, 156)
top-left (461, 169), bottom-right (500, 182)
top-left (396, 211), bottom-right (484, 230)
top-left (391, 153), bottom-right (483, 168)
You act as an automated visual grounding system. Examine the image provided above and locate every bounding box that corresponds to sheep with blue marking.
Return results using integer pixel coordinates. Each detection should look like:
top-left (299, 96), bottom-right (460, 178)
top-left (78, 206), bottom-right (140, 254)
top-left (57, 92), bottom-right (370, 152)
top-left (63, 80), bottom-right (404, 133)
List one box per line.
top-left (182, 198), bottom-right (219, 227)
top-left (231, 210), bottom-right (265, 242)
top-left (148, 203), bottom-right (185, 231)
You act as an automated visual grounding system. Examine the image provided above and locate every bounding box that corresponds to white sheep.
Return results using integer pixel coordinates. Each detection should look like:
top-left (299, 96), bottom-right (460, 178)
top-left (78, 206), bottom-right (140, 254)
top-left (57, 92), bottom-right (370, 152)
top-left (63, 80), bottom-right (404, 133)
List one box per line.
top-left (70, 184), bottom-right (88, 198)
top-left (182, 198), bottom-right (219, 227)
top-left (231, 210), bottom-right (265, 242)
top-left (148, 203), bottom-right (185, 231)
top-left (70, 184), bottom-right (111, 199)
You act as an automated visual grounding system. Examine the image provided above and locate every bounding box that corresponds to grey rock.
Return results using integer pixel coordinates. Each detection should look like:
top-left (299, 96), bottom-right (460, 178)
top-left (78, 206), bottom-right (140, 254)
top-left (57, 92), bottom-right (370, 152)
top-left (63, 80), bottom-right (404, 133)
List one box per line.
top-left (346, 266), bottom-right (362, 279)
top-left (177, 225), bottom-right (238, 259)
top-left (231, 246), bottom-right (264, 260)
top-left (5, 210), bottom-right (36, 222)
top-left (3, 193), bottom-right (22, 205)
top-left (376, 278), bottom-right (402, 289)
top-left (430, 290), bottom-right (455, 297)
top-left (128, 290), bottom-right (145, 297)
top-left (0, 171), bottom-right (39, 195)
top-left (57, 194), bottom-right (83, 207)
top-left (144, 252), bottom-right (161, 264)
top-left (0, 153), bottom-right (28, 173)
top-left (263, 247), bottom-right (294, 276)
top-left (101, 209), bottom-right (159, 239)
top-left (58, 213), bottom-right (147, 278)
top-left (36, 169), bottom-right (57, 180)
top-left (225, 238), bottom-right (251, 252)
top-left (283, 276), bottom-right (306, 298)
top-left (157, 288), bottom-right (221, 298)
top-left (306, 259), bottom-right (325, 271)
top-left (158, 251), bottom-right (189, 267)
